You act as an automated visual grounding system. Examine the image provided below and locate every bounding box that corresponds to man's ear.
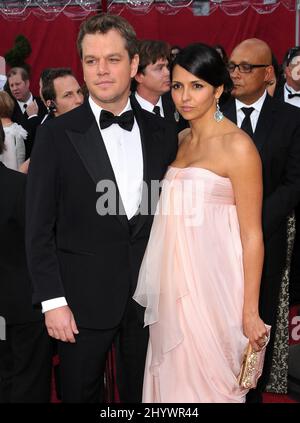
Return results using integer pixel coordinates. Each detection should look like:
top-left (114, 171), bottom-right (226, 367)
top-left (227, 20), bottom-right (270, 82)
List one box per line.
top-left (134, 72), bottom-right (144, 84)
top-left (46, 100), bottom-right (56, 111)
top-left (264, 65), bottom-right (274, 83)
top-left (285, 65), bottom-right (292, 79)
top-left (130, 53), bottom-right (139, 79)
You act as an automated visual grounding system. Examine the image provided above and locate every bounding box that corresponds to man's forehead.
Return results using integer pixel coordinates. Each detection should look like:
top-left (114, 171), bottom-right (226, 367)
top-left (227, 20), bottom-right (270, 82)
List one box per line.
top-left (151, 57), bottom-right (168, 66)
top-left (9, 73), bottom-right (23, 81)
top-left (230, 46), bottom-right (258, 62)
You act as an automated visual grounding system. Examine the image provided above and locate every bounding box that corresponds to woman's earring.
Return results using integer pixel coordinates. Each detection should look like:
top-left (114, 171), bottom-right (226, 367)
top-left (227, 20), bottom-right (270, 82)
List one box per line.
top-left (174, 110), bottom-right (180, 123)
top-left (214, 99), bottom-right (224, 122)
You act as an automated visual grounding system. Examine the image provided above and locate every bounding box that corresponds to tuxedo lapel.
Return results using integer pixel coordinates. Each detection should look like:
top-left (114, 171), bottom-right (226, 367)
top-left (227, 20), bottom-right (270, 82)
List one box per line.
top-left (223, 96), bottom-right (273, 156)
top-left (131, 98), bottom-right (170, 238)
top-left (130, 98), bottom-right (150, 237)
top-left (162, 92), bottom-right (175, 121)
top-left (222, 98), bottom-right (237, 124)
top-left (66, 102), bottom-right (128, 231)
top-left (253, 95), bottom-right (275, 155)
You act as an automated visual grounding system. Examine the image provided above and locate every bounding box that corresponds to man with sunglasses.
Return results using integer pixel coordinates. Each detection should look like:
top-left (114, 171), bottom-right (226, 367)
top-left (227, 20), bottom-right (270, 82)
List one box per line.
top-left (223, 38), bottom-right (300, 402)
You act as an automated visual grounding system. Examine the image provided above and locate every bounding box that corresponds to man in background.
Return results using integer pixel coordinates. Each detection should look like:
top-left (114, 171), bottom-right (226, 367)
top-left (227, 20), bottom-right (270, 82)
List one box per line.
top-left (7, 67), bottom-right (47, 158)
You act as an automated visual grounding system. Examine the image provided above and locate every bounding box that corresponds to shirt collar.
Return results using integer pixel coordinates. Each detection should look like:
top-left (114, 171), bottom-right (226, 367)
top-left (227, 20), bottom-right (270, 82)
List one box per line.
top-left (17, 93), bottom-right (33, 109)
top-left (235, 90), bottom-right (267, 113)
top-left (285, 83), bottom-right (300, 95)
top-left (135, 92), bottom-right (162, 114)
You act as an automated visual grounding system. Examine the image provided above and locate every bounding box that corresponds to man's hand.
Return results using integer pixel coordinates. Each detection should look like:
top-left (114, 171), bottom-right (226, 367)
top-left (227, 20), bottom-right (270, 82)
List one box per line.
top-left (26, 100), bottom-right (39, 117)
top-left (45, 305), bottom-right (79, 343)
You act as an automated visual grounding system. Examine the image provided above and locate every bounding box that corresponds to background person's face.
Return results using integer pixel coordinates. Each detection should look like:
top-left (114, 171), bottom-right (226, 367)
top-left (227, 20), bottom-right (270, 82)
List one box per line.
top-left (229, 45), bottom-right (270, 104)
top-left (81, 29), bottom-right (138, 113)
top-left (8, 73), bottom-right (30, 102)
top-left (286, 55), bottom-right (300, 90)
top-left (138, 58), bottom-right (170, 96)
top-left (53, 75), bottom-right (84, 116)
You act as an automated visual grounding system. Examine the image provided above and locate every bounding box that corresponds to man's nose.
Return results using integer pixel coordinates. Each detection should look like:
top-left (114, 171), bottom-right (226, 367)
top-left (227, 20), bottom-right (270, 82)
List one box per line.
top-left (97, 59), bottom-right (109, 74)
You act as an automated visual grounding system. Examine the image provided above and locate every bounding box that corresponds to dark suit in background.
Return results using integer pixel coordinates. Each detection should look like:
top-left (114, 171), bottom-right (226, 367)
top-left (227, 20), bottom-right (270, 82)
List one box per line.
top-left (11, 97), bottom-right (47, 159)
top-left (0, 163), bottom-right (52, 403)
top-left (132, 91), bottom-right (188, 134)
top-left (223, 94), bottom-right (300, 392)
top-left (273, 84), bottom-right (300, 306)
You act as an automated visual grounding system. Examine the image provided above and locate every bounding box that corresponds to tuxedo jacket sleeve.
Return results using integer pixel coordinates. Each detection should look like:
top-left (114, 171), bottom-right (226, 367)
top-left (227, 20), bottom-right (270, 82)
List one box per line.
top-left (26, 122), bottom-right (65, 302)
top-left (0, 164), bottom-right (42, 323)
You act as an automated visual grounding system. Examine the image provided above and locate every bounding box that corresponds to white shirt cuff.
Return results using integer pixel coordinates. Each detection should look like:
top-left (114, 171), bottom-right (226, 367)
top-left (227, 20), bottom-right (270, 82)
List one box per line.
top-left (42, 297), bottom-right (68, 313)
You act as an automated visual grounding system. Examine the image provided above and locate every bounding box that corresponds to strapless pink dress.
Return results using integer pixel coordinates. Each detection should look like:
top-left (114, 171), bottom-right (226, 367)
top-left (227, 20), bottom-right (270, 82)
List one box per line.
top-left (134, 167), bottom-right (249, 403)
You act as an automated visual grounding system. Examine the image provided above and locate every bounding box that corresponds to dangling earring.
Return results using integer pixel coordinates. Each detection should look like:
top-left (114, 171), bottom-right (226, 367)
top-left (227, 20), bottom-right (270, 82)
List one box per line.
top-left (174, 110), bottom-right (180, 123)
top-left (214, 99), bottom-right (224, 122)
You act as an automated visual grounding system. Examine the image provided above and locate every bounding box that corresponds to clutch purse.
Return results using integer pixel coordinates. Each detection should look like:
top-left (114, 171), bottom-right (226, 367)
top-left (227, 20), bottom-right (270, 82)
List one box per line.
top-left (237, 325), bottom-right (271, 389)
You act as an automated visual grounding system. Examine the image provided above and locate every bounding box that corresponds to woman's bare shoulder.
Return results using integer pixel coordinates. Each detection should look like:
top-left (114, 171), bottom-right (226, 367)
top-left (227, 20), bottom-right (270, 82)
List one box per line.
top-left (223, 126), bottom-right (257, 157)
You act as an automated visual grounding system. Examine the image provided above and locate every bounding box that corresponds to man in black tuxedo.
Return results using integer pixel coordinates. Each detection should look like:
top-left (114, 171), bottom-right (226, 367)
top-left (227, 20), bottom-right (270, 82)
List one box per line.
top-left (274, 46), bottom-right (300, 107)
top-left (26, 14), bottom-right (177, 403)
top-left (222, 38), bottom-right (300, 401)
top-left (274, 47), bottom-right (300, 305)
top-left (7, 67), bottom-right (47, 159)
top-left (132, 39), bottom-right (187, 132)
top-left (0, 122), bottom-right (52, 403)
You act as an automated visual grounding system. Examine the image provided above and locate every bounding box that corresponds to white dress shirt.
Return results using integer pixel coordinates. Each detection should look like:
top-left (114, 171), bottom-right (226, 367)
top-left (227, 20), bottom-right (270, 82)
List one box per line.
top-left (17, 93), bottom-right (33, 113)
top-left (17, 93), bottom-right (38, 119)
top-left (235, 91), bottom-right (267, 133)
top-left (135, 92), bottom-right (165, 117)
top-left (42, 96), bottom-right (144, 313)
top-left (284, 83), bottom-right (300, 108)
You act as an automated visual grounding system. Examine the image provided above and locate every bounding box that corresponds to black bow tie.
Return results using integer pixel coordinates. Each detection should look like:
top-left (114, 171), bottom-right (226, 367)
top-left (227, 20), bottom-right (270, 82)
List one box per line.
top-left (99, 109), bottom-right (134, 131)
top-left (286, 87), bottom-right (300, 99)
top-left (288, 92), bottom-right (300, 99)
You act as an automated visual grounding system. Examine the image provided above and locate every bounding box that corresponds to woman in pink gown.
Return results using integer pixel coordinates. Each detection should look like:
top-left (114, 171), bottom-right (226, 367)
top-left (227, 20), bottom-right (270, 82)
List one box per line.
top-left (134, 44), bottom-right (268, 403)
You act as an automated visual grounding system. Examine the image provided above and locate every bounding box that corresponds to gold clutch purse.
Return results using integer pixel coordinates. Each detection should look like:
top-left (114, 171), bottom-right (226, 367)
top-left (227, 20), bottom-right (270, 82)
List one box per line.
top-left (237, 325), bottom-right (271, 389)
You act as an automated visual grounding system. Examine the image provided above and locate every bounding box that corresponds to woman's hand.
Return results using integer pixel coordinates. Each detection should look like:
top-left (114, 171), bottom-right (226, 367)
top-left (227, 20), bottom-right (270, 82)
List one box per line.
top-left (243, 311), bottom-right (269, 352)
top-left (19, 158), bottom-right (30, 174)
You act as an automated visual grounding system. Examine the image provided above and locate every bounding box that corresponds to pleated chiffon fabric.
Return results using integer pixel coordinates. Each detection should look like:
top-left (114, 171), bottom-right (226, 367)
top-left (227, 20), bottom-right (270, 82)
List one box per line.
top-left (134, 166), bottom-right (249, 403)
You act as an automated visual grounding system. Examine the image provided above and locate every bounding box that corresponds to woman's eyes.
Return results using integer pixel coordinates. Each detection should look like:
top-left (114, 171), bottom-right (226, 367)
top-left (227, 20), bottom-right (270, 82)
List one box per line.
top-left (171, 83), bottom-right (203, 90)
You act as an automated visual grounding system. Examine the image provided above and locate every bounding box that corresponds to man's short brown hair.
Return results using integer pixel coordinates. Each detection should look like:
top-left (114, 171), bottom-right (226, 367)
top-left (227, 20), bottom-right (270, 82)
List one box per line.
top-left (137, 40), bottom-right (170, 74)
top-left (7, 66), bottom-right (29, 82)
top-left (77, 13), bottom-right (138, 60)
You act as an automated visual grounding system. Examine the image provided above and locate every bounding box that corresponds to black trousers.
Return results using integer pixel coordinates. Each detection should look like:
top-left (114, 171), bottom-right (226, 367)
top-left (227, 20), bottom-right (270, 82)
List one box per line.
top-left (0, 320), bottom-right (53, 403)
top-left (114, 298), bottom-right (149, 403)
top-left (58, 299), bottom-right (148, 403)
top-left (58, 326), bottom-right (117, 403)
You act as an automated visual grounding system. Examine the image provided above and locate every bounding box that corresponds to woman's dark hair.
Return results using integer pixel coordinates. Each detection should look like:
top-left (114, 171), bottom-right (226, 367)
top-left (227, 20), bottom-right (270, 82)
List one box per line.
top-left (172, 43), bottom-right (233, 94)
top-left (213, 44), bottom-right (228, 65)
top-left (0, 120), bottom-right (5, 155)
